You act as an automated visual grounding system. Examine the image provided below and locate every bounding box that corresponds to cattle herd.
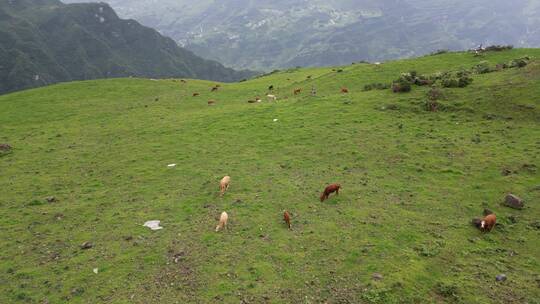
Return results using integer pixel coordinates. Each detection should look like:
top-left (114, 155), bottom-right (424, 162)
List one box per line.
top-left (214, 175), bottom-right (496, 233)
top-left (189, 82), bottom-right (351, 106)
top-left (185, 83), bottom-right (498, 233)
top-left (215, 175), bottom-right (344, 232)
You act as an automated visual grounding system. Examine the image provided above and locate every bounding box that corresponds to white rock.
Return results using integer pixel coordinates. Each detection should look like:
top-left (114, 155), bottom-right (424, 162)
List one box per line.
top-left (93, 268), bottom-right (99, 274)
top-left (143, 220), bottom-right (163, 230)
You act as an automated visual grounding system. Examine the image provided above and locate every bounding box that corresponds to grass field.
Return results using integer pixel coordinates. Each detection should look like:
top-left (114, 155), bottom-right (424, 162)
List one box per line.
top-left (1, 49), bottom-right (539, 303)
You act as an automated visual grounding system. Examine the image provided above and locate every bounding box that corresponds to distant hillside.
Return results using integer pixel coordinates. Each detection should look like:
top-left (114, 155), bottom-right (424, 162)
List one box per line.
top-left (64, 0), bottom-right (540, 70)
top-left (0, 0), bottom-right (255, 95)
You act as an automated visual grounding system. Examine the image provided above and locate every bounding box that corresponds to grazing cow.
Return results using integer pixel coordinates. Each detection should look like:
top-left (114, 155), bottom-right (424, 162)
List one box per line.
top-left (248, 100), bottom-right (257, 103)
top-left (294, 88), bottom-right (302, 95)
top-left (220, 176), bottom-right (231, 196)
top-left (193, 92), bottom-right (200, 97)
top-left (480, 213), bottom-right (496, 232)
top-left (208, 100), bottom-right (216, 105)
top-left (268, 85), bottom-right (274, 91)
top-left (320, 183), bottom-right (341, 202)
top-left (216, 211), bottom-right (228, 232)
top-left (307, 75), bottom-right (312, 79)
top-left (180, 79), bottom-right (187, 83)
top-left (211, 86), bottom-right (219, 92)
top-left (283, 210), bottom-right (291, 229)
top-left (341, 87), bottom-right (349, 93)
top-left (267, 94), bottom-right (277, 101)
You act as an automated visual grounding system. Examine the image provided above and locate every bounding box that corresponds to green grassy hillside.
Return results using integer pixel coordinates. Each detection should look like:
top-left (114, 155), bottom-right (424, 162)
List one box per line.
top-left (1, 49), bottom-right (539, 303)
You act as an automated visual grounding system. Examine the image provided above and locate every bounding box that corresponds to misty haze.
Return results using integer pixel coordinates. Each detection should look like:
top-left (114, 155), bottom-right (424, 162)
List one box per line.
top-left (64, 0), bottom-right (540, 70)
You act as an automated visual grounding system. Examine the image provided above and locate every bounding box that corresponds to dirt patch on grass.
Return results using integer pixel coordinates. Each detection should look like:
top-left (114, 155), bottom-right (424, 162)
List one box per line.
top-left (131, 243), bottom-right (201, 303)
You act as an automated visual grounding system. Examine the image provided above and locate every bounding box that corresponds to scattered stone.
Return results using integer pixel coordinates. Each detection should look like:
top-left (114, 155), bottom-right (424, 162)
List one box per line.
top-left (530, 221), bottom-right (540, 230)
top-left (93, 268), bottom-right (99, 274)
top-left (45, 196), bottom-right (57, 203)
top-left (372, 273), bottom-right (384, 281)
top-left (80, 242), bottom-right (93, 250)
top-left (521, 163), bottom-right (537, 173)
top-left (124, 235), bottom-right (133, 241)
top-left (172, 251), bottom-right (185, 263)
top-left (167, 164), bottom-right (176, 168)
top-left (496, 274), bottom-right (507, 282)
top-left (501, 168), bottom-right (513, 176)
top-left (504, 194), bottom-right (524, 209)
top-left (71, 287), bottom-right (85, 296)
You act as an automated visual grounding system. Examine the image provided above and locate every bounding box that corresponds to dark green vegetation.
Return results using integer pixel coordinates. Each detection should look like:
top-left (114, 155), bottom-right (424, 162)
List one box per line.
top-left (1, 49), bottom-right (539, 303)
top-left (65, 0), bottom-right (540, 70)
top-left (0, 0), bottom-right (255, 95)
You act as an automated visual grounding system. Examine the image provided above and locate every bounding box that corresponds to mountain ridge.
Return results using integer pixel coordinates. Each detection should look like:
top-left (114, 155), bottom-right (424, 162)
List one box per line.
top-left (0, 0), bottom-right (256, 95)
top-left (63, 0), bottom-right (540, 70)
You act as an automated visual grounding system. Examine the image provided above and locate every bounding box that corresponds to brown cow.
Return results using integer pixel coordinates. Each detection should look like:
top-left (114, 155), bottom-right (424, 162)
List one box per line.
top-left (215, 211), bottom-right (228, 232)
top-left (341, 87), bottom-right (349, 93)
top-left (283, 211), bottom-right (291, 229)
top-left (208, 100), bottom-right (216, 106)
top-left (211, 86), bottom-right (219, 92)
top-left (480, 214), bottom-right (496, 232)
top-left (294, 88), bottom-right (302, 95)
top-left (192, 92), bottom-right (200, 97)
top-left (320, 183), bottom-right (341, 202)
top-left (220, 176), bottom-right (231, 196)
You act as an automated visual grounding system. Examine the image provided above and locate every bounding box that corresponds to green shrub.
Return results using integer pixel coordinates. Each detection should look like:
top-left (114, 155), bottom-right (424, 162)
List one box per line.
top-left (363, 83), bottom-right (390, 91)
top-left (392, 79), bottom-right (411, 93)
top-left (425, 87), bottom-right (444, 112)
top-left (441, 70), bottom-right (473, 88)
top-left (431, 49), bottom-right (449, 55)
top-left (458, 76), bottom-right (472, 87)
top-left (415, 75), bottom-right (433, 86)
top-left (474, 61), bottom-right (495, 74)
top-left (509, 57), bottom-right (528, 68)
top-left (485, 45), bottom-right (513, 52)
top-left (441, 78), bottom-right (459, 88)
top-left (427, 87), bottom-right (443, 101)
